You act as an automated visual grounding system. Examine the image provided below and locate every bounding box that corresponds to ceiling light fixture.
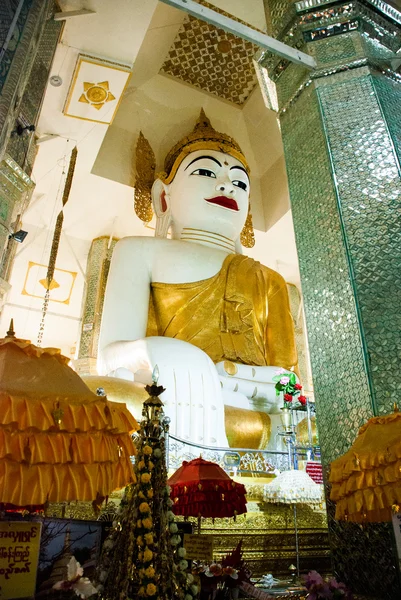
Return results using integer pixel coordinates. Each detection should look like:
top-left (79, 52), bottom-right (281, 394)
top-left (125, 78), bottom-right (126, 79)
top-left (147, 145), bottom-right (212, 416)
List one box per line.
top-left (9, 230), bottom-right (28, 244)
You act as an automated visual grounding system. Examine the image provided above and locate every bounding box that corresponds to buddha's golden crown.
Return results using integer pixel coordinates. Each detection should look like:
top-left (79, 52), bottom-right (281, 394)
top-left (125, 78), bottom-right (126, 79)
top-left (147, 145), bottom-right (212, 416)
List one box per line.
top-left (160, 109), bottom-right (250, 184)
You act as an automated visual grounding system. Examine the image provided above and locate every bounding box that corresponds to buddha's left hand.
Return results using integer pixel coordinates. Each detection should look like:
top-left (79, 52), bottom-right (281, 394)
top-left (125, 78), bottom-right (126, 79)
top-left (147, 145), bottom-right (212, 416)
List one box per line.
top-left (215, 362), bottom-right (298, 414)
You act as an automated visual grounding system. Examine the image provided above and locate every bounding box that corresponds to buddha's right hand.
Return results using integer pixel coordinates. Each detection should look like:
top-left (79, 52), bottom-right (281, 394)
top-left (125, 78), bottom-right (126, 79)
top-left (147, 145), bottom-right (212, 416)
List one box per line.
top-left (98, 336), bottom-right (228, 446)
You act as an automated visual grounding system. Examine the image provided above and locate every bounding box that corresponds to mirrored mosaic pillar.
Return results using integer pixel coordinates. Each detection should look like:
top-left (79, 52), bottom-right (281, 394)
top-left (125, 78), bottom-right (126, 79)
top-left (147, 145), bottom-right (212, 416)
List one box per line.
top-left (75, 236), bottom-right (118, 376)
top-left (0, 155), bottom-right (34, 307)
top-left (261, 1), bottom-right (401, 596)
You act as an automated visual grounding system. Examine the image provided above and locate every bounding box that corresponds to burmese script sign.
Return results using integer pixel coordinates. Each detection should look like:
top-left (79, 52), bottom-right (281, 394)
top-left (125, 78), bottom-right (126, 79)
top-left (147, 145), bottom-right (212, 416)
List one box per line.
top-left (0, 522), bottom-right (41, 599)
top-left (184, 534), bottom-right (213, 561)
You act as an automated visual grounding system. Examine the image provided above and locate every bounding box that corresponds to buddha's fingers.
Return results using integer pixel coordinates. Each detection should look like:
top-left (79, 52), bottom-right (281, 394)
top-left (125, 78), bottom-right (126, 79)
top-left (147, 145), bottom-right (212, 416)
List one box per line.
top-left (215, 362), bottom-right (295, 384)
top-left (137, 336), bottom-right (227, 447)
top-left (219, 374), bottom-right (276, 402)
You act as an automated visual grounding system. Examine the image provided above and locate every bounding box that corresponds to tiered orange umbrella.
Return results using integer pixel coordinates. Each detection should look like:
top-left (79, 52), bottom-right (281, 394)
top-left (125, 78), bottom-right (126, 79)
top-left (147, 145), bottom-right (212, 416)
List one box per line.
top-left (330, 409), bottom-right (401, 522)
top-left (0, 323), bottom-right (138, 511)
top-left (168, 457), bottom-right (247, 521)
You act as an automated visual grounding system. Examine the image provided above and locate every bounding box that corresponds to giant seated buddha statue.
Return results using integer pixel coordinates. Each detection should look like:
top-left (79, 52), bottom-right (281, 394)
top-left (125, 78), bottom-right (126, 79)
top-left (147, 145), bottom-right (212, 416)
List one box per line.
top-left (97, 111), bottom-right (298, 449)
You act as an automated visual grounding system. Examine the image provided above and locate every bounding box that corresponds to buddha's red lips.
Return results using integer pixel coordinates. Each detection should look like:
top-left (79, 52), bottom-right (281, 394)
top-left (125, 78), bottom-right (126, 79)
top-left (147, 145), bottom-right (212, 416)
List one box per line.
top-left (205, 196), bottom-right (239, 211)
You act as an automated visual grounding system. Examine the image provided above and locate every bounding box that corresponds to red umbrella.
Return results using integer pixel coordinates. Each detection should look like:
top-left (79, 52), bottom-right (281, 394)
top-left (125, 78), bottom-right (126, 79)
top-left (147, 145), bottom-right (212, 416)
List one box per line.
top-left (168, 457), bottom-right (247, 519)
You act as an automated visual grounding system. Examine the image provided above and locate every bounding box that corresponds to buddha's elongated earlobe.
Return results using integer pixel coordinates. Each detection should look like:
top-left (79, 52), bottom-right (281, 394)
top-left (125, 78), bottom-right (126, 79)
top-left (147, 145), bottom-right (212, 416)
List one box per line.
top-left (152, 179), bottom-right (172, 238)
top-left (240, 209), bottom-right (255, 248)
top-left (134, 131), bottom-right (155, 223)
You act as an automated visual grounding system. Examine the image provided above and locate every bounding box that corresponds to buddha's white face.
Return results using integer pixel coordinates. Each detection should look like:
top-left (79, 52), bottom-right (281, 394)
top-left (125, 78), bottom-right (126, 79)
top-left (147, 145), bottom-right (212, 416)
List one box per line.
top-left (162, 149), bottom-right (250, 241)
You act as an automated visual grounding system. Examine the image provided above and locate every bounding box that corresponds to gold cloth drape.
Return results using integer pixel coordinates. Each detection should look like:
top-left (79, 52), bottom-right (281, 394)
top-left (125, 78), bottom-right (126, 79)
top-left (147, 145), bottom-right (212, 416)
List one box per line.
top-left (147, 254), bottom-right (298, 371)
top-left (330, 412), bottom-right (401, 522)
top-left (0, 336), bottom-right (138, 508)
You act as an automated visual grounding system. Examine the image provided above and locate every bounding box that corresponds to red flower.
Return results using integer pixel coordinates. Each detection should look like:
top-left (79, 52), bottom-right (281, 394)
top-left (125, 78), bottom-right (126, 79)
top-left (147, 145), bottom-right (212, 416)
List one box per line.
top-left (294, 383), bottom-right (302, 390)
top-left (208, 564), bottom-right (223, 576)
top-left (284, 394), bottom-right (293, 402)
top-left (298, 395), bottom-right (307, 405)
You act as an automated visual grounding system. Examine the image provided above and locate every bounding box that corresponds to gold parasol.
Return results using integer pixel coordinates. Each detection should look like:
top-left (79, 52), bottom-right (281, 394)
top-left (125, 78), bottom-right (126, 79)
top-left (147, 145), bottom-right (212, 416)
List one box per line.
top-left (330, 407), bottom-right (401, 522)
top-left (0, 322), bottom-right (138, 510)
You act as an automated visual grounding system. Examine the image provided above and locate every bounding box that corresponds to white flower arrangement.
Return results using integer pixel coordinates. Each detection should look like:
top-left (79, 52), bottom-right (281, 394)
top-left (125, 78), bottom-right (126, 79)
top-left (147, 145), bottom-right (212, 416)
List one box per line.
top-left (52, 557), bottom-right (97, 599)
top-left (170, 534), bottom-right (181, 546)
top-left (179, 559), bottom-right (189, 571)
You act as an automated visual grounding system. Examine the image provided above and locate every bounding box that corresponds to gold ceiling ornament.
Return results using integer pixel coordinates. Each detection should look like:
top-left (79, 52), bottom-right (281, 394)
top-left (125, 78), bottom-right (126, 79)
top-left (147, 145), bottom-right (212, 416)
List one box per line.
top-left (39, 277), bottom-right (60, 290)
top-left (78, 81), bottom-right (116, 110)
top-left (240, 210), bottom-right (255, 248)
top-left (159, 109), bottom-right (250, 184)
top-left (134, 131), bottom-right (155, 223)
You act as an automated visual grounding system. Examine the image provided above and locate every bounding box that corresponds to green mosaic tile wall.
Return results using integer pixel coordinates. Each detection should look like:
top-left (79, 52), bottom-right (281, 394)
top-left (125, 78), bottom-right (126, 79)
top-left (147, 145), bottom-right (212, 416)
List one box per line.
top-left (315, 69), bottom-right (401, 417)
top-left (281, 84), bottom-right (373, 462)
top-left (373, 73), bottom-right (401, 167)
top-left (267, 0), bottom-right (401, 595)
top-left (280, 74), bottom-right (401, 599)
top-left (266, 0), bottom-right (297, 37)
top-left (0, 0), bottom-right (33, 93)
top-left (0, 156), bottom-right (34, 262)
top-left (6, 8), bottom-right (62, 173)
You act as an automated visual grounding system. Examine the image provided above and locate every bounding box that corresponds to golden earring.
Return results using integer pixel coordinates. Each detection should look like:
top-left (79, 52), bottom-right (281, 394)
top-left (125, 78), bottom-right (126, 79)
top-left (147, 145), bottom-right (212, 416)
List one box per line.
top-left (240, 210), bottom-right (255, 248)
top-left (134, 131), bottom-right (155, 223)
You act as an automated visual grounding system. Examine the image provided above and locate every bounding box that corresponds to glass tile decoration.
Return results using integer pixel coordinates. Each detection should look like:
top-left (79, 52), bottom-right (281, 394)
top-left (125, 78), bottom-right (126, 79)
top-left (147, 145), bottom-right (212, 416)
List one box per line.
top-left (0, 0), bottom-right (33, 94)
top-left (0, 155), bottom-right (34, 271)
top-left (315, 69), bottom-right (401, 418)
top-left (281, 85), bottom-right (373, 460)
top-left (5, 5), bottom-right (63, 173)
top-left (310, 31), bottom-right (360, 65)
top-left (266, 0), bottom-right (297, 37)
top-left (78, 237), bottom-right (118, 362)
top-left (287, 283), bottom-right (313, 391)
top-left (374, 74), bottom-right (401, 166)
top-left (263, 0), bottom-right (401, 596)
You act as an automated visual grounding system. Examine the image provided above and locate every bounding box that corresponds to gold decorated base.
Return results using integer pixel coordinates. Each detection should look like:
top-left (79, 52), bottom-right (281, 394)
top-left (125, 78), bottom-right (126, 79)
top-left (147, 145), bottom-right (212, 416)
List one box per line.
top-left (46, 485), bottom-right (329, 578)
top-left (83, 375), bottom-right (148, 420)
top-left (176, 500), bottom-right (329, 577)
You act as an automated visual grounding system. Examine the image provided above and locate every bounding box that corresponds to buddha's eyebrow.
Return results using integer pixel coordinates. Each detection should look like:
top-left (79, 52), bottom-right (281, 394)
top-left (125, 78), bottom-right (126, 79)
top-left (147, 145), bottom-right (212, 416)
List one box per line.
top-left (185, 155), bottom-right (222, 170)
top-left (230, 165), bottom-right (249, 178)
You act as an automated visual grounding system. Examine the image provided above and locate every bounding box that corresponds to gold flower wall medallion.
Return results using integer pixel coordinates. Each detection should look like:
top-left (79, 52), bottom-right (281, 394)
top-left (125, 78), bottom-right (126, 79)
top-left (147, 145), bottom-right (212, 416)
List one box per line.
top-left (78, 81), bottom-right (116, 110)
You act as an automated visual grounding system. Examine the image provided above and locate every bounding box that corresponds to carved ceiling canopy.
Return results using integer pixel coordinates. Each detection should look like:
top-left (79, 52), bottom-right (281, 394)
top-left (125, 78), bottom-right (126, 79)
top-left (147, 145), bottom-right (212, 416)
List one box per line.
top-left (160, 9), bottom-right (259, 106)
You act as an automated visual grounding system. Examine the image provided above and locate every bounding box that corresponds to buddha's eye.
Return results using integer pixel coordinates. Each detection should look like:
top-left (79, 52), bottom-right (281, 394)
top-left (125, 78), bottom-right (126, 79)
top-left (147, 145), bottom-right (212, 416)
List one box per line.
top-left (191, 168), bottom-right (216, 178)
top-left (233, 180), bottom-right (248, 191)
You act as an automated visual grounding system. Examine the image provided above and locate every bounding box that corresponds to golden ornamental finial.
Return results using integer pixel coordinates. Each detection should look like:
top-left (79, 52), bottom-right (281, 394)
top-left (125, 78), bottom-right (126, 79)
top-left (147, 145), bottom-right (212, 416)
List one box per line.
top-left (6, 319), bottom-right (15, 338)
top-left (194, 108), bottom-right (212, 131)
top-left (394, 402), bottom-right (399, 413)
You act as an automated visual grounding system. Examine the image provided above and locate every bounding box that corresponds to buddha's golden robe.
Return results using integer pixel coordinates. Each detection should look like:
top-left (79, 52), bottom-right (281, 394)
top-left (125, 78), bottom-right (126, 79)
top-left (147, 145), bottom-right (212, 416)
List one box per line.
top-left (146, 254), bottom-right (298, 371)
